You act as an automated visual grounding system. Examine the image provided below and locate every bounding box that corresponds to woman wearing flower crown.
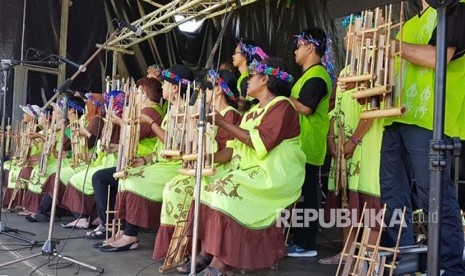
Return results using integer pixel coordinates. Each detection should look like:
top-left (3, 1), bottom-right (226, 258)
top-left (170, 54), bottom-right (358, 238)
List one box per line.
top-left (192, 57), bottom-right (305, 275)
top-left (153, 69), bottom-right (241, 267)
top-left (60, 91), bottom-right (124, 229)
top-left (3, 104), bottom-right (42, 212)
top-left (232, 39), bottom-right (269, 113)
top-left (93, 65), bottom-right (194, 252)
top-left (26, 93), bottom-right (105, 222)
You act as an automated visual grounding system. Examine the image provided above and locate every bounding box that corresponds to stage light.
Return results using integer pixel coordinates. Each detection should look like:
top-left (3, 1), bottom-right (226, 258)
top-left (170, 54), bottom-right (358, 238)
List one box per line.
top-left (174, 15), bottom-right (204, 33)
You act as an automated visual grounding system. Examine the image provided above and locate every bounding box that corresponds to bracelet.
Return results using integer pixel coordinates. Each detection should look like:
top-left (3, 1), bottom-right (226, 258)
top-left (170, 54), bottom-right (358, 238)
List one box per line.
top-left (149, 120), bottom-right (156, 128)
top-left (350, 136), bottom-right (362, 145)
top-left (327, 135), bottom-right (334, 139)
top-left (245, 135), bottom-right (251, 144)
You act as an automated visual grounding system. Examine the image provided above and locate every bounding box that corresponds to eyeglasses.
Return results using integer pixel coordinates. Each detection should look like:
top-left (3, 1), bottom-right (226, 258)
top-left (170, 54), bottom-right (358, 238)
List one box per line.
top-left (296, 43), bottom-right (307, 49)
top-left (248, 72), bottom-right (261, 79)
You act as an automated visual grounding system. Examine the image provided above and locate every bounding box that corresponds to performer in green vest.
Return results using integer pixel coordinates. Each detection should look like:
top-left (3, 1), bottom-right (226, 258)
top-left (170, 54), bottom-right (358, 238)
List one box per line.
top-left (96, 65), bottom-right (194, 252)
top-left (378, 1), bottom-right (465, 274)
top-left (154, 69), bottom-right (241, 269)
top-left (287, 27), bottom-right (333, 258)
top-left (26, 93), bottom-right (105, 222)
top-left (60, 90), bottom-right (124, 229)
top-left (319, 16), bottom-right (384, 264)
top-left (232, 39), bottom-right (268, 113)
top-left (195, 57), bottom-right (305, 275)
top-left (3, 104), bottom-right (41, 213)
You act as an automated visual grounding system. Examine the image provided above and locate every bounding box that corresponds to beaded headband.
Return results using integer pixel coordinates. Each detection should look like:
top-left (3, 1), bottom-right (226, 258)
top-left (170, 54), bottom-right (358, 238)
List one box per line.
top-left (161, 69), bottom-right (191, 86)
top-left (294, 32), bottom-right (336, 86)
top-left (85, 92), bottom-right (103, 107)
top-left (58, 100), bottom-right (85, 114)
top-left (248, 61), bottom-right (294, 83)
top-left (208, 70), bottom-right (237, 102)
top-left (238, 40), bottom-right (269, 62)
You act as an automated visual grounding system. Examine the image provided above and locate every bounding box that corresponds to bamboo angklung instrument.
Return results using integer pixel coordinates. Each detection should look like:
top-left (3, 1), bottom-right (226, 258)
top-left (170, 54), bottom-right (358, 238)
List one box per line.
top-left (160, 81), bottom-right (217, 273)
top-left (334, 119), bottom-right (349, 209)
top-left (8, 119), bottom-right (37, 210)
top-left (159, 82), bottom-right (190, 159)
top-left (113, 78), bottom-right (143, 179)
top-left (338, 3), bottom-right (406, 119)
top-left (38, 111), bottom-right (60, 175)
top-left (4, 117), bottom-right (12, 156)
top-left (100, 76), bottom-right (123, 153)
top-left (69, 108), bottom-right (89, 168)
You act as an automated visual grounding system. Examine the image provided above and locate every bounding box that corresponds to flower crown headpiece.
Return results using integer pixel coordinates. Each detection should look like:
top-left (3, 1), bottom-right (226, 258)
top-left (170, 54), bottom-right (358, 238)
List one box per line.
top-left (208, 70), bottom-right (237, 102)
top-left (85, 92), bottom-right (103, 107)
top-left (294, 32), bottom-right (337, 87)
top-left (161, 69), bottom-right (191, 86)
top-left (238, 40), bottom-right (269, 62)
top-left (104, 90), bottom-right (125, 116)
top-left (293, 32), bottom-right (327, 47)
top-left (342, 14), bottom-right (362, 30)
top-left (249, 61), bottom-right (294, 83)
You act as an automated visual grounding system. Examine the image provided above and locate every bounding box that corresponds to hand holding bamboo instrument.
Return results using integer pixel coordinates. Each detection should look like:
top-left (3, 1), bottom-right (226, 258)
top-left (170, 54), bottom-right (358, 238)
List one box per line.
top-left (338, 3), bottom-right (406, 119)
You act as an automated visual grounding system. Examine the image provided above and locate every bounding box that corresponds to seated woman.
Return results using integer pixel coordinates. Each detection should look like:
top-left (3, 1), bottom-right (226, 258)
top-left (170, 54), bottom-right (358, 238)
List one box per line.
top-left (23, 97), bottom-right (86, 217)
top-left (27, 93), bottom-right (105, 222)
top-left (97, 64), bottom-right (194, 252)
top-left (3, 104), bottom-right (42, 212)
top-left (194, 57), bottom-right (306, 275)
top-left (153, 69), bottom-right (241, 262)
top-left (60, 91), bottom-right (124, 229)
top-left (87, 77), bottom-right (165, 240)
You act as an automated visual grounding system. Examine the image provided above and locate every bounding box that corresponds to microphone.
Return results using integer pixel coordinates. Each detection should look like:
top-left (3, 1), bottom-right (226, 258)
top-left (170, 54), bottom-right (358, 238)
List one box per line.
top-left (116, 18), bottom-right (142, 35)
top-left (56, 55), bottom-right (87, 72)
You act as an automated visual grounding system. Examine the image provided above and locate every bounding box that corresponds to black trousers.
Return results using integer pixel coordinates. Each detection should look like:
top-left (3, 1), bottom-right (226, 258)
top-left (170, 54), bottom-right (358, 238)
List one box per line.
top-left (292, 163), bottom-right (321, 250)
top-left (92, 167), bottom-right (118, 224)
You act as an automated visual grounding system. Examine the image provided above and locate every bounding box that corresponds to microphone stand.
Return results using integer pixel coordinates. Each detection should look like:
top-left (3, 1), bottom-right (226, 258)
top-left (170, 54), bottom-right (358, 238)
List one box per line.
top-left (0, 29), bottom-right (122, 274)
top-left (190, 85), bottom-right (207, 276)
top-left (0, 60), bottom-right (38, 246)
top-left (425, 1), bottom-right (461, 275)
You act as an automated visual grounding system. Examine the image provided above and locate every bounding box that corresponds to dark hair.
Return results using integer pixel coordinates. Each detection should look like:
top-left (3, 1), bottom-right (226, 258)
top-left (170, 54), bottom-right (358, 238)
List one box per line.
top-left (68, 96), bottom-right (86, 117)
top-left (300, 27), bottom-right (327, 58)
top-left (260, 57), bottom-right (292, 97)
top-left (162, 64), bottom-right (194, 97)
top-left (217, 70), bottom-right (239, 109)
top-left (238, 39), bottom-right (264, 65)
top-left (137, 77), bottom-right (163, 103)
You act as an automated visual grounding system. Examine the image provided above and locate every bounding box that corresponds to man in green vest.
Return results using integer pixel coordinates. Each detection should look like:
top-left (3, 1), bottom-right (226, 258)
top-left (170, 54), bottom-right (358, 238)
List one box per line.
top-left (380, 1), bottom-right (465, 275)
top-left (286, 27), bottom-right (332, 257)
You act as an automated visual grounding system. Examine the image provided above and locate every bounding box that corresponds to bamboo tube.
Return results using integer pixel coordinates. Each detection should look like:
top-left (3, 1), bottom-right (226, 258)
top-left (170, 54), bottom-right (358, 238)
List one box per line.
top-left (360, 107), bottom-right (407, 119)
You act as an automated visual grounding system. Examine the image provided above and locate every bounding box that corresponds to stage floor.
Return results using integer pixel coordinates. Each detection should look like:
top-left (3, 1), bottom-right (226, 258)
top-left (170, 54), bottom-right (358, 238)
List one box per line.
top-left (0, 211), bottom-right (340, 276)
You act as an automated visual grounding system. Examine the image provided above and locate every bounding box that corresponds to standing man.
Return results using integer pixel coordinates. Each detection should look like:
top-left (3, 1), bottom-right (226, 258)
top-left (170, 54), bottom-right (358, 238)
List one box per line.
top-left (380, 1), bottom-right (465, 275)
top-left (287, 27), bottom-right (333, 257)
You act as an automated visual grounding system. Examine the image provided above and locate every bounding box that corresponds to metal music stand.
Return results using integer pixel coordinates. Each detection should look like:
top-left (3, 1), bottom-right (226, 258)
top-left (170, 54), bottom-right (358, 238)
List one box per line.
top-left (327, 0), bottom-right (461, 275)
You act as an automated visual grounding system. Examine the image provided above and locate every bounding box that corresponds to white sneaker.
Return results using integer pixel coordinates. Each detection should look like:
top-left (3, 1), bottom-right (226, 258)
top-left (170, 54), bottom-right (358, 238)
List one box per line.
top-left (286, 244), bottom-right (318, 257)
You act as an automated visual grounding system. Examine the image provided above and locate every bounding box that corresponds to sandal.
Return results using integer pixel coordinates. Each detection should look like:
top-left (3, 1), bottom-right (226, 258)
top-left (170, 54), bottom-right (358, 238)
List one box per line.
top-left (197, 266), bottom-right (233, 276)
top-left (318, 253), bottom-right (344, 265)
top-left (177, 255), bottom-right (212, 274)
top-left (85, 224), bottom-right (107, 239)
